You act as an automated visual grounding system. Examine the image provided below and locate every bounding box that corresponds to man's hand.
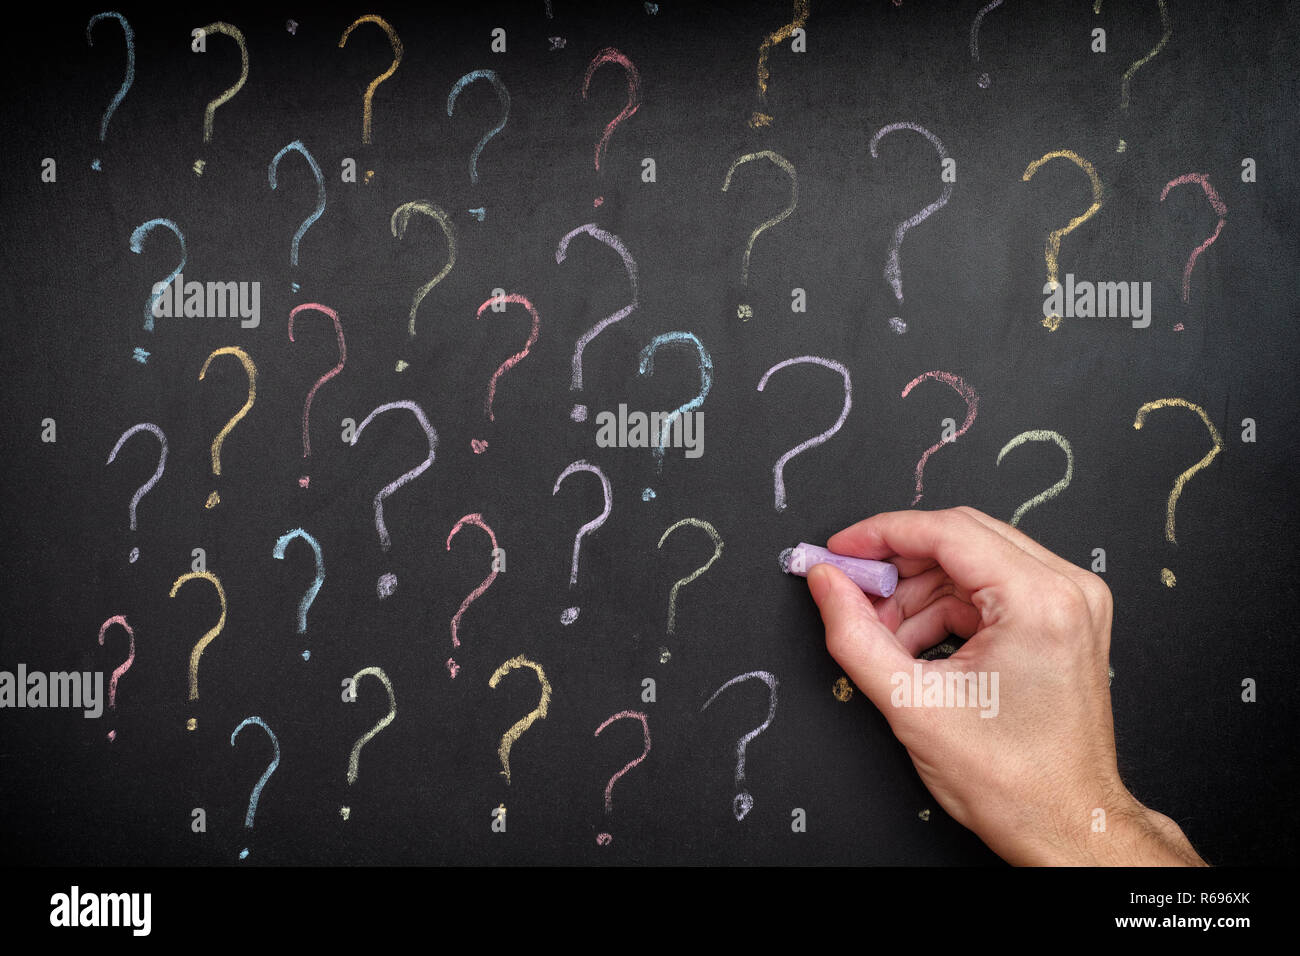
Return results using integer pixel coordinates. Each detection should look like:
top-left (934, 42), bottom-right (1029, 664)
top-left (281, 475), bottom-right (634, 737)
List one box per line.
top-left (806, 506), bottom-right (1205, 866)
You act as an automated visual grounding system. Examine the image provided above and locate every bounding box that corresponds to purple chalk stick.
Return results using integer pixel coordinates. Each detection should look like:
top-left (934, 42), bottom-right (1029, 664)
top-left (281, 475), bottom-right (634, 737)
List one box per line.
top-left (786, 543), bottom-right (897, 598)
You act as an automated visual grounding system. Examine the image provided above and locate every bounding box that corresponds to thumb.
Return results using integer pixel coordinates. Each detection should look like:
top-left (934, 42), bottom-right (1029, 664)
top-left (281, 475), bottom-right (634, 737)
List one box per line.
top-left (807, 563), bottom-right (915, 712)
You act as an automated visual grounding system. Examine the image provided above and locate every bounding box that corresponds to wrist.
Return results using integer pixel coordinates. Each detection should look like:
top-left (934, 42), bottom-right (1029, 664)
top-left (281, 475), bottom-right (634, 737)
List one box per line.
top-left (1027, 790), bottom-right (1206, 866)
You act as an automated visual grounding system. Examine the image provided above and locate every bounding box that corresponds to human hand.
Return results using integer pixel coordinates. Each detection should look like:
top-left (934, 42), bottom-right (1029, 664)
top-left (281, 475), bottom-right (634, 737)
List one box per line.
top-left (806, 506), bottom-right (1204, 866)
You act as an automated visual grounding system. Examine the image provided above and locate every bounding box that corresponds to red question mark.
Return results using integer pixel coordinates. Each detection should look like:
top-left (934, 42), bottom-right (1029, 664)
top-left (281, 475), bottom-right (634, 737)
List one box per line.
top-left (288, 303), bottom-right (346, 488)
top-left (97, 615), bottom-right (136, 742)
top-left (900, 371), bottom-right (979, 506)
top-left (472, 293), bottom-right (540, 454)
top-left (445, 513), bottom-right (500, 678)
top-left (593, 710), bottom-right (651, 846)
top-left (583, 48), bottom-right (640, 208)
top-left (1160, 173), bottom-right (1227, 312)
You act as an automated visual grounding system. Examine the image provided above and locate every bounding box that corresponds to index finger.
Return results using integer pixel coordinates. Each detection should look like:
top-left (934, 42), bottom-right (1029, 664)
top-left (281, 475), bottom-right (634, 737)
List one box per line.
top-left (827, 508), bottom-right (1050, 594)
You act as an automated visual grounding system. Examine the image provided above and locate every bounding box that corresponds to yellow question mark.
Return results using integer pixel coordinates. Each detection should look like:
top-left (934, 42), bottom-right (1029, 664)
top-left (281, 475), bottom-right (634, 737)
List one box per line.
top-left (748, 0), bottom-right (810, 128)
top-left (338, 15), bottom-right (403, 147)
top-left (1022, 150), bottom-right (1103, 331)
top-left (995, 429), bottom-right (1074, 528)
top-left (390, 200), bottom-right (457, 371)
top-left (198, 346), bottom-right (257, 509)
top-left (1095, 0), bottom-right (1172, 152)
top-left (1133, 398), bottom-right (1223, 587)
top-left (657, 518), bottom-right (724, 636)
top-left (341, 665), bottom-right (396, 820)
top-left (721, 151), bottom-right (798, 320)
top-left (168, 570), bottom-right (226, 731)
top-left (193, 22), bottom-right (248, 176)
top-left (487, 656), bottom-right (551, 785)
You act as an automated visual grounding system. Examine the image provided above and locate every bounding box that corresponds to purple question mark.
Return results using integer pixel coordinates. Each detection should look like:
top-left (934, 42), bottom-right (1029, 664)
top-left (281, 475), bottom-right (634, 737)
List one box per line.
top-left (105, 422), bottom-right (167, 563)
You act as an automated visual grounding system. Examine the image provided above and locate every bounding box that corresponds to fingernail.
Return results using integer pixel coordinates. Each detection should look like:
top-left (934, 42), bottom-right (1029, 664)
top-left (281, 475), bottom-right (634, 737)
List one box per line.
top-left (806, 563), bottom-right (829, 601)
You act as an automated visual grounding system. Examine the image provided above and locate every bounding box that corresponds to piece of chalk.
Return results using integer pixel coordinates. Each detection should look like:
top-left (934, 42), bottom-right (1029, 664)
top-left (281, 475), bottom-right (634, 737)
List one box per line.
top-left (784, 543), bottom-right (898, 597)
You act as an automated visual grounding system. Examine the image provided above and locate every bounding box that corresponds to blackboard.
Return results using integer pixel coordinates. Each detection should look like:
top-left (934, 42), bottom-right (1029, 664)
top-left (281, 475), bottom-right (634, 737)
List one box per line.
top-left (2, 0), bottom-right (1297, 872)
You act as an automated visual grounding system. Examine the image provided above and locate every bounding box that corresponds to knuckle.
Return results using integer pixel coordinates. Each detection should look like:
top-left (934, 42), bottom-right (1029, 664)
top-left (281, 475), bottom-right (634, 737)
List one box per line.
top-left (1042, 579), bottom-right (1090, 633)
top-left (1082, 573), bottom-right (1114, 616)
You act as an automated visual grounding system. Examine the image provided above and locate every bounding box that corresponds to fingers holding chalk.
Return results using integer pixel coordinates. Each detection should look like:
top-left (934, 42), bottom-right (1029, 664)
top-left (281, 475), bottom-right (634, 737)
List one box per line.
top-left (807, 563), bottom-right (915, 707)
top-left (828, 509), bottom-right (1040, 596)
top-left (784, 542), bottom-right (898, 597)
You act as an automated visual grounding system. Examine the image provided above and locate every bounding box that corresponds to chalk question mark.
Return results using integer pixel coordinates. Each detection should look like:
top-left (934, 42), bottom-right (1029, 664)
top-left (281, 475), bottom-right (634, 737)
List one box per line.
top-left (995, 429), bottom-right (1074, 528)
top-left (192, 22), bottom-right (248, 176)
top-left (447, 70), bottom-right (510, 190)
top-left (1022, 149), bottom-right (1103, 331)
top-left (230, 716), bottom-right (279, 859)
top-left (756, 356), bottom-right (851, 512)
top-left (702, 670), bottom-right (778, 821)
top-left (445, 513), bottom-right (501, 679)
top-left (105, 422), bottom-right (166, 563)
top-left (128, 217), bottom-right (186, 361)
top-left (341, 666), bottom-right (396, 820)
top-left (900, 370), bottom-right (979, 506)
top-left (583, 48), bottom-right (641, 207)
top-left (86, 12), bottom-right (134, 171)
top-left (350, 400), bottom-right (439, 599)
top-left (472, 293), bottom-right (540, 454)
top-left (1095, 0), bottom-right (1171, 152)
top-left (637, 332), bottom-right (713, 499)
top-left (969, 0), bottom-right (1003, 88)
top-left (272, 529), bottom-right (323, 661)
top-left (391, 200), bottom-right (456, 372)
top-left (657, 518), bottom-right (723, 637)
top-left (721, 150), bottom-right (798, 320)
top-left (553, 460), bottom-right (612, 626)
top-left (168, 570), bottom-right (226, 731)
top-left (97, 615), bottom-right (135, 742)
top-left (748, 0), bottom-right (809, 128)
top-left (269, 142), bottom-right (327, 292)
top-left (1132, 398), bottom-right (1222, 587)
top-left (869, 122), bottom-right (953, 333)
top-left (593, 710), bottom-right (651, 846)
top-left (338, 15), bottom-right (403, 146)
top-left (198, 346), bottom-right (257, 509)
top-left (1160, 173), bottom-right (1227, 308)
top-left (488, 656), bottom-right (552, 785)
top-left (288, 303), bottom-right (345, 486)
top-left (556, 224), bottom-right (639, 421)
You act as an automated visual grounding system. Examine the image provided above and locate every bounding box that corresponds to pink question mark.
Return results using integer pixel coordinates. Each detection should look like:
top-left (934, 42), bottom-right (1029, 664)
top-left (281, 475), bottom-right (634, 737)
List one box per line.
top-left (900, 371), bottom-right (979, 506)
top-left (444, 513), bottom-right (500, 679)
top-left (756, 356), bottom-right (852, 512)
top-left (97, 615), bottom-right (136, 742)
top-left (288, 303), bottom-right (346, 487)
top-left (1159, 173), bottom-right (1227, 315)
top-left (555, 224), bottom-right (639, 423)
top-left (472, 293), bottom-right (540, 454)
top-left (593, 710), bottom-right (650, 846)
top-left (583, 47), bottom-right (641, 207)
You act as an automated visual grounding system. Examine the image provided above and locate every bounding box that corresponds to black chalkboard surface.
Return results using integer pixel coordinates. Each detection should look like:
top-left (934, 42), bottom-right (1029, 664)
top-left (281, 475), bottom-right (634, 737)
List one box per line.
top-left (1, 0), bottom-right (1297, 870)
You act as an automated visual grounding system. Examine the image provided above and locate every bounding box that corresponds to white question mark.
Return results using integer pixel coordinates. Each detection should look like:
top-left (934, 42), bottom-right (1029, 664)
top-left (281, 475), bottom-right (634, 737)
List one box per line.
top-left (702, 670), bottom-right (778, 821)
top-left (552, 460), bottom-right (612, 626)
top-left (756, 357), bottom-right (852, 512)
